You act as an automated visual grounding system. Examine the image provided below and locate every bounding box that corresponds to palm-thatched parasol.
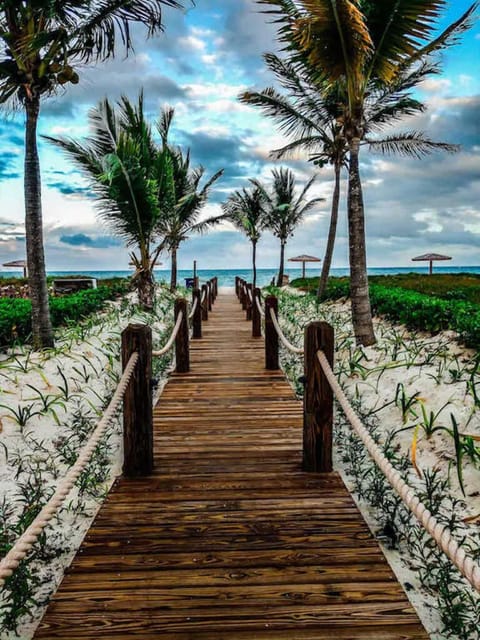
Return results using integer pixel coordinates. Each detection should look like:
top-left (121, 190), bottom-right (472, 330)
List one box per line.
top-left (288, 254), bottom-right (321, 279)
top-left (412, 253), bottom-right (451, 275)
top-left (2, 259), bottom-right (27, 278)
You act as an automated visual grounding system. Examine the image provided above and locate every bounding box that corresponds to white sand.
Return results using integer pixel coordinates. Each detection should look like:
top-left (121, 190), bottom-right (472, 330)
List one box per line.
top-left (2, 287), bottom-right (479, 638)
top-left (275, 292), bottom-right (480, 638)
top-left (0, 287), bottom-right (174, 638)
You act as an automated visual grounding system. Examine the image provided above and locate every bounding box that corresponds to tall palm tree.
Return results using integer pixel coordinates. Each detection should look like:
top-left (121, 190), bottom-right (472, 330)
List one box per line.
top-left (45, 95), bottom-right (176, 310)
top-left (256, 167), bottom-right (323, 286)
top-left (222, 186), bottom-right (267, 290)
top-left (242, 49), bottom-right (459, 302)
top-left (154, 111), bottom-right (224, 291)
top-left (0, 0), bottom-right (187, 347)
top-left (259, 0), bottom-right (476, 345)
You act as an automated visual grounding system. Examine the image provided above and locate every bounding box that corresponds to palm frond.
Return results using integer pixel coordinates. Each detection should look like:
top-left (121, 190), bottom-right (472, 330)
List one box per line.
top-left (366, 132), bottom-right (460, 159)
top-left (72, 1), bottom-right (187, 62)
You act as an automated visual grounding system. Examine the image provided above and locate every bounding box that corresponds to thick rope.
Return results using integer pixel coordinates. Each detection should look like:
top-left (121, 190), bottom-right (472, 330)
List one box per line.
top-left (317, 349), bottom-right (480, 593)
top-left (246, 287), bottom-right (253, 302)
top-left (188, 296), bottom-right (198, 320)
top-left (152, 310), bottom-right (183, 357)
top-left (269, 307), bottom-right (304, 355)
top-left (0, 352), bottom-right (139, 587)
top-left (255, 294), bottom-right (265, 318)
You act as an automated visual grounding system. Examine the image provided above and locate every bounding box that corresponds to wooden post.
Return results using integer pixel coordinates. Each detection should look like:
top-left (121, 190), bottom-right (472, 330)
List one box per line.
top-left (265, 295), bottom-right (279, 370)
top-left (192, 288), bottom-right (202, 339)
top-left (214, 277), bottom-right (218, 299)
top-left (252, 287), bottom-right (261, 337)
top-left (175, 298), bottom-right (190, 373)
top-left (121, 324), bottom-right (153, 477)
top-left (303, 322), bottom-right (334, 473)
top-left (207, 282), bottom-right (213, 311)
top-left (246, 283), bottom-right (252, 321)
top-left (201, 284), bottom-right (208, 321)
top-left (235, 276), bottom-right (239, 298)
top-left (241, 281), bottom-right (247, 310)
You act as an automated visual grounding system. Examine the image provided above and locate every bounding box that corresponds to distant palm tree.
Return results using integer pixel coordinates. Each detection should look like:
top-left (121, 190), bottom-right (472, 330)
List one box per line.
top-left (259, 0), bottom-right (475, 345)
top-left (46, 95), bottom-right (174, 310)
top-left (155, 110), bottom-right (224, 291)
top-left (222, 186), bottom-right (267, 290)
top-left (255, 167), bottom-right (323, 286)
top-left (241, 50), bottom-right (458, 300)
top-left (0, 0), bottom-right (187, 347)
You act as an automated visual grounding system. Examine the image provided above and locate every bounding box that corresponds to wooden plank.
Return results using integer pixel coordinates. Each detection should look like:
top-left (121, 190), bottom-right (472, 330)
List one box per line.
top-left (35, 292), bottom-right (427, 639)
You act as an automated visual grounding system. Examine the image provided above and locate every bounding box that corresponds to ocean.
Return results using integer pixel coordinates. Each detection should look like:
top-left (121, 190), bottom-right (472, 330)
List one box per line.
top-left (1, 266), bottom-right (480, 287)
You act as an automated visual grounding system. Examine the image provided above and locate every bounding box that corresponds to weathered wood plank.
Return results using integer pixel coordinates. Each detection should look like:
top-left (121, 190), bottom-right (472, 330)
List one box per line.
top-left (35, 292), bottom-right (427, 639)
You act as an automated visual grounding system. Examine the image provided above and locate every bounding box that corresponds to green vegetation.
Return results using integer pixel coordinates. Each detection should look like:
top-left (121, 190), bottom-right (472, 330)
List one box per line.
top-left (0, 281), bottom-right (129, 348)
top-left (291, 275), bottom-right (480, 350)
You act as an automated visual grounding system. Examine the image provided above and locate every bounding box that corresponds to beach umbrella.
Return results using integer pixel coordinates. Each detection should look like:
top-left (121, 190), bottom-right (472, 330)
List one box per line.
top-left (288, 254), bottom-right (321, 279)
top-left (2, 259), bottom-right (27, 278)
top-left (411, 253), bottom-right (451, 275)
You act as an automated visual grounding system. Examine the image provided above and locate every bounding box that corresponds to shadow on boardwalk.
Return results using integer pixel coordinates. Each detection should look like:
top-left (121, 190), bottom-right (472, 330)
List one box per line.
top-left (35, 294), bottom-right (428, 639)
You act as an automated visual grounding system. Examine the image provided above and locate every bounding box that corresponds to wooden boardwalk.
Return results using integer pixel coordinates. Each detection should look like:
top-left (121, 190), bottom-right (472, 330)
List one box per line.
top-left (35, 293), bottom-right (428, 639)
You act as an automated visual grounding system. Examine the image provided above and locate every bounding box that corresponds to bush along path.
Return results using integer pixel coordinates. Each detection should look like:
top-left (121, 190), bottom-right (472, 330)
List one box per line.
top-left (0, 284), bottom-right (176, 636)
top-left (293, 277), bottom-right (480, 350)
top-left (269, 287), bottom-right (480, 639)
top-left (0, 280), bottom-right (130, 349)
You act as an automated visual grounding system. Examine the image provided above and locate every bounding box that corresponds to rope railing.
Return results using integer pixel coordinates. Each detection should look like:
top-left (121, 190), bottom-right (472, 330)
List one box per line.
top-left (188, 296), bottom-right (198, 320)
top-left (268, 306), bottom-right (304, 355)
top-left (152, 311), bottom-right (184, 357)
top-left (316, 349), bottom-right (480, 594)
top-left (255, 292), bottom-right (265, 318)
top-left (0, 352), bottom-right (139, 587)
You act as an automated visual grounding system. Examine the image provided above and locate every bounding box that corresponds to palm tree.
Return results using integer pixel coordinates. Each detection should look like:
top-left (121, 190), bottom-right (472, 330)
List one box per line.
top-left (256, 167), bottom-right (323, 286)
top-left (241, 55), bottom-right (347, 297)
top-left (222, 186), bottom-right (267, 290)
top-left (0, 0), bottom-right (187, 347)
top-left (241, 51), bottom-right (459, 302)
top-left (46, 95), bottom-right (177, 310)
top-left (259, 0), bottom-right (476, 345)
top-left (154, 111), bottom-right (224, 291)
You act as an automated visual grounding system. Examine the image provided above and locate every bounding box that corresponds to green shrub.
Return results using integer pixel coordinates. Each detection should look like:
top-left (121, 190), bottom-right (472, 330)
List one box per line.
top-left (0, 283), bottom-right (129, 348)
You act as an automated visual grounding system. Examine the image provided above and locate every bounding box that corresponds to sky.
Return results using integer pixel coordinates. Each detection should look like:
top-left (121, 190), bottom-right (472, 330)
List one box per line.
top-left (0, 0), bottom-right (479, 273)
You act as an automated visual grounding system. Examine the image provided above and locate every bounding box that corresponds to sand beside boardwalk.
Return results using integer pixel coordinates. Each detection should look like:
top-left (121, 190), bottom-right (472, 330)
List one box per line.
top-left (1, 287), bottom-right (479, 638)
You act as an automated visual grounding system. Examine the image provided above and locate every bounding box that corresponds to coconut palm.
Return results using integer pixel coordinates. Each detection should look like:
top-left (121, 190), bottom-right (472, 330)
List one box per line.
top-left (255, 167), bottom-right (323, 286)
top-left (0, 0), bottom-right (187, 347)
top-left (45, 94), bottom-right (176, 310)
top-left (241, 52), bottom-right (450, 299)
top-left (259, 0), bottom-right (476, 345)
top-left (222, 186), bottom-right (267, 290)
top-left (154, 112), bottom-right (224, 291)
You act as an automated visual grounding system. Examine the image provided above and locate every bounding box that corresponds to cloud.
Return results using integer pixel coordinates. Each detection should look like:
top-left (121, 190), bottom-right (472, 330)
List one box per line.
top-left (46, 180), bottom-right (93, 198)
top-left (0, 151), bottom-right (20, 180)
top-left (59, 233), bottom-right (121, 249)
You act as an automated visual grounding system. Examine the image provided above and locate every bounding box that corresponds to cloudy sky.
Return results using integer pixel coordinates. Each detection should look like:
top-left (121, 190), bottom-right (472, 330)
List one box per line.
top-left (0, 0), bottom-right (479, 273)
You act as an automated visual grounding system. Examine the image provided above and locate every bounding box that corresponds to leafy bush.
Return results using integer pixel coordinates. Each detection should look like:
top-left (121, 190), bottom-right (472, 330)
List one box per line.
top-left (0, 283), bottom-right (129, 348)
top-left (318, 281), bottom-right (480, 350)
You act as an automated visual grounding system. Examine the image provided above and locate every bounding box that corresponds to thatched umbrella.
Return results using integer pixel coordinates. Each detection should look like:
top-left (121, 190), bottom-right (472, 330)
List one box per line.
top-left (288, 254), bottom-right (321, 279)
top-left (412, 253), bottom-right (451, 275)
top-left (2, 259), bottom-right (27, 278)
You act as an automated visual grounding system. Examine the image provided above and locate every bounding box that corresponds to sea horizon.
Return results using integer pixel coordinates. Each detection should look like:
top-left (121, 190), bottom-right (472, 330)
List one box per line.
top-left (1, 265), bottom-right (480, 287)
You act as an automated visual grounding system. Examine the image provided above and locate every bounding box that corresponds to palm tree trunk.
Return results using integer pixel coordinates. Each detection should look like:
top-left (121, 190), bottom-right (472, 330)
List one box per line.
top-left (252, 240), bottom-right (257, 290)
top-left (276, 239), bottom-right (286, 287)
top-left (24, 96), bottom-right (54, 349)
top-left (137, 269), bottom-right (155, 311)
top-left (347, 138), bottom-right (375, 346)
top-left (170, 246), bottom-right (178, 291)
top-left (317, 162), bottom-right (341, 300)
